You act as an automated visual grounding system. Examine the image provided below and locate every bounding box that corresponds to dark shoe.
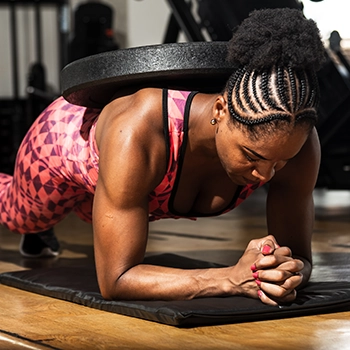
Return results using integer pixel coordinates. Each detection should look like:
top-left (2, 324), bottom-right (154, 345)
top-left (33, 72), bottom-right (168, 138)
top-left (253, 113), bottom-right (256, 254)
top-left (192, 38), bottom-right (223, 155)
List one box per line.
top-left (19, 228), bottom-right (60, 258)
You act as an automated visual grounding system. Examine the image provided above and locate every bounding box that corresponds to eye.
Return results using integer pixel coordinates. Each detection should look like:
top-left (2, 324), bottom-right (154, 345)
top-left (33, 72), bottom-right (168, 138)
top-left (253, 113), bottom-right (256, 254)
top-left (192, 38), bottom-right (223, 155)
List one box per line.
top-left (245, 153), bottom-right (259, 163)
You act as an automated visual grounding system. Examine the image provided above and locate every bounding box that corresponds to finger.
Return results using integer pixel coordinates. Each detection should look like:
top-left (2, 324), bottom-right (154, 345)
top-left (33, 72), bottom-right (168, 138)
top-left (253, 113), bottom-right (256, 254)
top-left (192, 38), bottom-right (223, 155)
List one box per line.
top-left (260, 236), bottom-right (280, 255)
top-left (254, 255), bottom-right (304, 272)
top-left (258, 278), bottom-right (301, 300)
top-left (279, 273), bottom-right (304, 290)
top-left (257, 289), bottom-right (279, 306)
top-left (247, 235), bottom-right (279, 252)
top-left (278, 289), bottom-right (297, 304)
top-left (261, 241), bottom-right (275, 255)
top-left (253, 254), bottom-right (285, 270)
top-left (273, 289), bottom-right (298, 304)
top-left (274, 259), bottom-right (305, 274)
top-left (255, 267), bottom-right (304, 284)
top-left (257, 287), bottom-right (298, 306)
top-left (253, 269), bottom-right (296, 284)
top-left (256, 274), bottom-right (304, 297)
top-left (274, 246), bottom-right (292, 257)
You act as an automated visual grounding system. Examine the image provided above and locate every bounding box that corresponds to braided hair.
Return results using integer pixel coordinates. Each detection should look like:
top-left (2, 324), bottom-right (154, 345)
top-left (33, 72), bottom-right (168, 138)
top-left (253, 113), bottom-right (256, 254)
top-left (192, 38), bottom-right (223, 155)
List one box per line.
top-left (225, 8), bottom-right (327, 138)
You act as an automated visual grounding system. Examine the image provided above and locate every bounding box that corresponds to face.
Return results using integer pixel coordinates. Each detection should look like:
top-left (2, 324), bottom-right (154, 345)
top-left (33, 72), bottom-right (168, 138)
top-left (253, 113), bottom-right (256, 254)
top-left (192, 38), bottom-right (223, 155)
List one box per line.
top-left (214, 119), bottom-right (309, 186)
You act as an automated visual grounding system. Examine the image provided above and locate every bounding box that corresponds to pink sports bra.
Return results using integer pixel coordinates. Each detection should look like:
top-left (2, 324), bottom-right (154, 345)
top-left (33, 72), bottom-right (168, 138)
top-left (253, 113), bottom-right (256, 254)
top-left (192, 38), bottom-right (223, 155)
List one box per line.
top-left (148, 89), bottom-right (264, 221)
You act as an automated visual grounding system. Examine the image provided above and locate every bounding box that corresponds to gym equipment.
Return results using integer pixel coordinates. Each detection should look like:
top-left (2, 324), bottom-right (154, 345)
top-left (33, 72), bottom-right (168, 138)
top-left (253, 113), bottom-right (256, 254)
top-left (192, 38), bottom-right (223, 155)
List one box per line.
top-left (61, 42), bottom-right (233, 108)
top-left (164, 0), bottom-right (350, 189)
top-left (1, 253), bottom-right (350, 327)
top-left (164, 0), bottom-right (303, 43)
top-left (0, 0), bottom-right (69, 174)
top-left (62, 0), bottom-right (350, 188)
top-left (26, 1), bottom-right (50, 126)
top-left (68, 1), bottom-right (119, 63)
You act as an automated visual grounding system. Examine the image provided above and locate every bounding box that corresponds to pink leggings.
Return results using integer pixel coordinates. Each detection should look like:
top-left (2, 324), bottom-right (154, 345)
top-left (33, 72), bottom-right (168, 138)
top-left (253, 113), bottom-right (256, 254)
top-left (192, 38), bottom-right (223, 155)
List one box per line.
top-left (0, 97), bottom-right (100, 234)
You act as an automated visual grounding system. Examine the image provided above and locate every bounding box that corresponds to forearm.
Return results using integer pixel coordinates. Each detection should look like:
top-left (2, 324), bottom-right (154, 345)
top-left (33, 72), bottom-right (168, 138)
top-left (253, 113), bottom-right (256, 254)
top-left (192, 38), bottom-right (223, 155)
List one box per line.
top-left (101, 264), bottom-right (237, 301)
top-left (294, 254), bottom-right (312, 290)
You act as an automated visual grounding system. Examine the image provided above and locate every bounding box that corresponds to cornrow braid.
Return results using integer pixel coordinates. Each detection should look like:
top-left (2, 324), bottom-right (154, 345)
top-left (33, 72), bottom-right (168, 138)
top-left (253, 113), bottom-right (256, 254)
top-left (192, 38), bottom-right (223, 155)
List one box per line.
top-left (287, 67), bottom-right (297, 112)
top-left (251, 70), bottom-right (263, 112)
top-left (261, 69), bottom-right (281, 112)
top-left (305, 70), bottom-right (319, 108)
top-left (234, 68), bottom-right (247, 113)
top-left (296, 69), bottom-right (308, 110)
top-left (242, 70), bottom-right (259, 113)
top-left (276, 66), bottom-right (289, 108)
top-left (225, 64), bottom-right (320, 136)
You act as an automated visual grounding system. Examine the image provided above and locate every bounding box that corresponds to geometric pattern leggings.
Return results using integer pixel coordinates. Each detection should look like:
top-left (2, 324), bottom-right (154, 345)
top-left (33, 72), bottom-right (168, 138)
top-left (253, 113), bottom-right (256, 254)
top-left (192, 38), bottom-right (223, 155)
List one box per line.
top-left (0, 97), bottom-right (100, 234)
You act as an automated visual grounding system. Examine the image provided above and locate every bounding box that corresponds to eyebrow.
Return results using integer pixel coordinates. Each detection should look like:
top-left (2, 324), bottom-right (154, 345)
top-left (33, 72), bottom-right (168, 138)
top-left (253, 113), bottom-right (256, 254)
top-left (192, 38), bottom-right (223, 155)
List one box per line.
top-left (243, 146), bottom-right (295, 161)
top-left (243, 146), bottom-right (269, 160)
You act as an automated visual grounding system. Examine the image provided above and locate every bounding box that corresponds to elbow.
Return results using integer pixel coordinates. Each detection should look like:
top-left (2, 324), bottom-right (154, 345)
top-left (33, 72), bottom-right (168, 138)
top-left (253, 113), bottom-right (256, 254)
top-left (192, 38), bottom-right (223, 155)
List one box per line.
top-left (96, 263), bottom-right (139, 300)
top-left (99, 287), bottom-right (115, 301)
top-left (98, 276), bottom-right (122, 301)
top-left (98, 273), bottom-right (131, 301)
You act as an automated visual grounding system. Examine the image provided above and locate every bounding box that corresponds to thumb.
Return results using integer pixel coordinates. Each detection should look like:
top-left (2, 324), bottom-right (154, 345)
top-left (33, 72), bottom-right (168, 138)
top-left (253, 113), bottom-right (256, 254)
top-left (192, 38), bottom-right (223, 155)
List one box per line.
top-left (260, 236), bottom-right (280, 255)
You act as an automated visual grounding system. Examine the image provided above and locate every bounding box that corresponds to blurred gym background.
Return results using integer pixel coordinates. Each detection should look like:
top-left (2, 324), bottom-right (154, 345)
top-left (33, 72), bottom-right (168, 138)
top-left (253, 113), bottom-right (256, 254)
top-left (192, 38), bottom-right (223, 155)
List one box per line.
top-left (0, 0), bottom-right (349, 193)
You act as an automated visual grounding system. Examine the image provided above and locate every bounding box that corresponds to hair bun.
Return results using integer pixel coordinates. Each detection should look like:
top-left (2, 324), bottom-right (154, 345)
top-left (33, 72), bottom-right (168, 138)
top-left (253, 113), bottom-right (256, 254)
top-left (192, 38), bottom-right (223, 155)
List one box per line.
top-left (227, 8), bottom-right (327, 71)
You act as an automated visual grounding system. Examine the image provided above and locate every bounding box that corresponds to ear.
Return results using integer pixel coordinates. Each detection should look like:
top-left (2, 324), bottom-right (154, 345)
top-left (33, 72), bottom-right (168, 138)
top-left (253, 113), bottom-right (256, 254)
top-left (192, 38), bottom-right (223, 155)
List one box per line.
top-left (213, 94), bottom-right (229, 123)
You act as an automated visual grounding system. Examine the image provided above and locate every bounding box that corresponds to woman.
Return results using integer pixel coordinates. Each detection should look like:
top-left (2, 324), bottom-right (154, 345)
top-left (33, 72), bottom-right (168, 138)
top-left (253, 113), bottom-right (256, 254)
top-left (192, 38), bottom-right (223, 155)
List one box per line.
top-left (0, 8), bottom-right (326, 305)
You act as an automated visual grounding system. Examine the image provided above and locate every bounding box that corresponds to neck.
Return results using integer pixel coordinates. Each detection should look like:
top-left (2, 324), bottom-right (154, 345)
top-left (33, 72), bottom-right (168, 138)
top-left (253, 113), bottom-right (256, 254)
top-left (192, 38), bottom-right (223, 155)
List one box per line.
top-left (187, 93), bottom-right (219, 160)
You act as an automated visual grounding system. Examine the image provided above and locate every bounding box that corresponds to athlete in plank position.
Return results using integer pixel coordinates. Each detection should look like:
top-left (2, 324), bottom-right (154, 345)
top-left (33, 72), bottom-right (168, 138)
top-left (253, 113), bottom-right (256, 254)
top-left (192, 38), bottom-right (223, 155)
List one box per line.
top-left (0, 9), bottom-right (326, 305)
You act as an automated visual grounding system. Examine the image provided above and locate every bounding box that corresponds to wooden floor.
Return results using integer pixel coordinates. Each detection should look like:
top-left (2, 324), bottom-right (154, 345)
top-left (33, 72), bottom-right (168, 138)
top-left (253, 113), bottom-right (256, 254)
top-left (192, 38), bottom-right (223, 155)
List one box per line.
top-left (0, 187), bottom-right (349, 350)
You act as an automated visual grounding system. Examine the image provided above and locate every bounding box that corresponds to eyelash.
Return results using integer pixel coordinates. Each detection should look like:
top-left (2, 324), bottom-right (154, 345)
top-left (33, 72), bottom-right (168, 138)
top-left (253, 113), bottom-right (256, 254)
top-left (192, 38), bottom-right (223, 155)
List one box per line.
top-left (246, 154), bottom-right (259, 163)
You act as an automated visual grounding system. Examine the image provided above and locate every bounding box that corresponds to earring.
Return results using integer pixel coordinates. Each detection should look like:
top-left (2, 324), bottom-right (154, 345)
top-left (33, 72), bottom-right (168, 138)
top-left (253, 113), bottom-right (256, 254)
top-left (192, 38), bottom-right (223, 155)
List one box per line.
top-left (210, 118), bottom-right (217, 125)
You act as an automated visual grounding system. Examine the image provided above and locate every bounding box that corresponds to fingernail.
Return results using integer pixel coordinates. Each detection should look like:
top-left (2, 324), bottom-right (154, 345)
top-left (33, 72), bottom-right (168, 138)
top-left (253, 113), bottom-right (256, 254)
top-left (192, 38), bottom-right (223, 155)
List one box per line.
top-left (252, 272), bottom-right (259, 279)
top-left (255, 279), bottom-right (261, 286)
top-left (262, 245), bottom-right (272, 254)
top-left (250, 263), bottom-right (257, 271)
top-left (258, 290), bottom-right (263, 298)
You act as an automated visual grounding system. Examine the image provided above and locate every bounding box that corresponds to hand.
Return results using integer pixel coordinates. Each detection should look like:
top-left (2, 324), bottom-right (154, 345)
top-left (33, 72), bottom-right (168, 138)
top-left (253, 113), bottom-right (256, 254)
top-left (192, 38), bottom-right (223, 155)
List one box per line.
top-left (230, 235), bottom-right (280, 299)
top-left (252, 246), bottom-right (304, 306)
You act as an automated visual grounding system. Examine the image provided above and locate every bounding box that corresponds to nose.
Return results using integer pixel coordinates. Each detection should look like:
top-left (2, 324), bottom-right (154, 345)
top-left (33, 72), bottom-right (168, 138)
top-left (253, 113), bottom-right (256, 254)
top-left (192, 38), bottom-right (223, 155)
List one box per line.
top-left (251, 163), bottom-right (276, 182)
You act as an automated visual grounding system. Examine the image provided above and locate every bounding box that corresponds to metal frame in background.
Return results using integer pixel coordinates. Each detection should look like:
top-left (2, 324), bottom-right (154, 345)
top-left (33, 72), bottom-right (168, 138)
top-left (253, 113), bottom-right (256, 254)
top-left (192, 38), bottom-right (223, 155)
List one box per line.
top-left (163, 0), bottom-right (350, 189)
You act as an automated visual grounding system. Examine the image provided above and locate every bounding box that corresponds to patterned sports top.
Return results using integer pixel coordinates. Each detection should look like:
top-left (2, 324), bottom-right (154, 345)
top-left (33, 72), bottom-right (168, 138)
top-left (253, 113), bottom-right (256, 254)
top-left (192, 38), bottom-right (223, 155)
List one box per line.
top-left (148, 89), bottom-right (264, 221)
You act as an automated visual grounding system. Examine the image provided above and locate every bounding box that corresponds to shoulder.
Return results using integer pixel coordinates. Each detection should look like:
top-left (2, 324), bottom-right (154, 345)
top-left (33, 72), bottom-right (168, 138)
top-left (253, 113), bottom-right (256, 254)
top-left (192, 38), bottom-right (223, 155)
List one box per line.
top-left (95, 88), bottom-right (164, 147)
top-left (95, 88), bottom-right (168, 196)
top-left (102, 88), bottom-right (163, 122)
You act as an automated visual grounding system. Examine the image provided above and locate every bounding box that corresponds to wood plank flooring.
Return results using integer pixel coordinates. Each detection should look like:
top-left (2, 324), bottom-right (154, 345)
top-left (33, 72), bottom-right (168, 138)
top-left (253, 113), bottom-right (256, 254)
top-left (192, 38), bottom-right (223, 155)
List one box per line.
top-left (0, 187), bottom-right (349, 350)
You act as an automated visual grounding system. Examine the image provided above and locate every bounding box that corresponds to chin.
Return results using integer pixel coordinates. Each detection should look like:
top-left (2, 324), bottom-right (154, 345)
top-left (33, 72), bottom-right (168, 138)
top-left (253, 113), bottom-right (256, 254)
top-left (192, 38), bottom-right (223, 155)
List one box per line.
top-left (229, 175), bottom-right (246, 186)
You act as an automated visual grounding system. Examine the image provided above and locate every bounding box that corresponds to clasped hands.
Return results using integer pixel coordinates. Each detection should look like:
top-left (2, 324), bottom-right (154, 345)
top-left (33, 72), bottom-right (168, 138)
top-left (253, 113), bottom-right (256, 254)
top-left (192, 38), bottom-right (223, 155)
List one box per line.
top-left (236, 235), bottom-right (304, 306)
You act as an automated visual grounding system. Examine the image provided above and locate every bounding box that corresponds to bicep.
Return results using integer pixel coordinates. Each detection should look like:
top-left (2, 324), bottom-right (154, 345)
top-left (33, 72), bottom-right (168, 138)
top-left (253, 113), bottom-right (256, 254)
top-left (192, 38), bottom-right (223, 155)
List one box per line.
top-left (92, 115), bottom-right (165, 297)
top-left (93, 179), bottom-right (150, 297)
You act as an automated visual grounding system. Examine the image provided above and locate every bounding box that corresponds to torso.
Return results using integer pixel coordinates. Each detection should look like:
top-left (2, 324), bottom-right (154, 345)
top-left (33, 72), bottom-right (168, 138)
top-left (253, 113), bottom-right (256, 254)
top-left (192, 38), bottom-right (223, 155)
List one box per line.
top-left (95, 88), bottom-right (263, 221)
top-left (147, 89), bottom-right (262, 221)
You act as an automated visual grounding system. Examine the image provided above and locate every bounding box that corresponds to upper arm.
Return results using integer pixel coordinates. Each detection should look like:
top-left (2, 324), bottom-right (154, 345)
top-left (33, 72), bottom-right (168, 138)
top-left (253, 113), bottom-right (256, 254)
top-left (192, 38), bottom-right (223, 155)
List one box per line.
top-left (92, 90), bottom-right (165, 297)
top-left (266, 127), bottom-right (321, 260)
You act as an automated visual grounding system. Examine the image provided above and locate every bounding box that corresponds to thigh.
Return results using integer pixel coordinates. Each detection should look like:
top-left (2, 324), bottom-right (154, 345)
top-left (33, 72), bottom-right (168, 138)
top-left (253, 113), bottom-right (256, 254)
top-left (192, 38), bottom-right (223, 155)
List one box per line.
top-left (0, 98), bottom-right (94, 233)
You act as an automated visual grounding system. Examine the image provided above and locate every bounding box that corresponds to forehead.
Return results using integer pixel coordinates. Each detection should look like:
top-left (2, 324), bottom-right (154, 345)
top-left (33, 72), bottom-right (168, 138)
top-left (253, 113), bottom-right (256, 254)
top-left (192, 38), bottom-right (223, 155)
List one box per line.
top-left (237, 126), bottom-right (309, 160)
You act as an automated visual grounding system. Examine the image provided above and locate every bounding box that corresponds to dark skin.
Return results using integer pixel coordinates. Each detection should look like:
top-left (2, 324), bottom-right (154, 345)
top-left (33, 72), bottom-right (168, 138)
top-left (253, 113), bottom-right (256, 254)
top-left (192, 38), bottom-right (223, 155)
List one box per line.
top-left (93, 88), bottom-right (320, 306)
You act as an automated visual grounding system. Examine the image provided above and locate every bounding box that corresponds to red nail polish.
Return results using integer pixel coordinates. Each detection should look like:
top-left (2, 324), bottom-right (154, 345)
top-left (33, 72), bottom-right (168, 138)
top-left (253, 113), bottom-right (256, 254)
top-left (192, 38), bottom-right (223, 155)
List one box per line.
top-left (252, 272), bottom-right (259, 279)
top-left (258, 290), bottom-right (263, 298)
top-left (250, 264), bottom-right (257, 271)
top-left (255, 279), bottom-right (261, 286)
top-left (262, 245), bottom-right (271, 254)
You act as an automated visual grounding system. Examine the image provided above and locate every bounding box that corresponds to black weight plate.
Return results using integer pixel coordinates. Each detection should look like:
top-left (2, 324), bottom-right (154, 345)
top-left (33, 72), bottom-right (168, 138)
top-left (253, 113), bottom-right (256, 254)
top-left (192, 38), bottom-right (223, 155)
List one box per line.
top-left (61, 42), bottom-right (234, 108)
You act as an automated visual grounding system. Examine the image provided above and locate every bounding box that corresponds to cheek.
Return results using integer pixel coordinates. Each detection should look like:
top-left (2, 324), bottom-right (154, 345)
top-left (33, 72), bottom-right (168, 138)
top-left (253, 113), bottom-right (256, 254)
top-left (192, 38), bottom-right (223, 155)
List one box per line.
top-left (275, 160), bottom-right (288, 172)
top-left (215, 127), bottom-right (251, 175)
top-left (216, 142), bottom-right (250, 175)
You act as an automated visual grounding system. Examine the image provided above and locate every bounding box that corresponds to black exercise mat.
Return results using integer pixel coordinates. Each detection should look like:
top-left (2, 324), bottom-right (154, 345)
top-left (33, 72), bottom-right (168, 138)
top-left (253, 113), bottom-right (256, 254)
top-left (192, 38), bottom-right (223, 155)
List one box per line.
top-left (1, 253), bottom-right (350, 327)
top-left (61, 42), bottom-right (233, 108)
